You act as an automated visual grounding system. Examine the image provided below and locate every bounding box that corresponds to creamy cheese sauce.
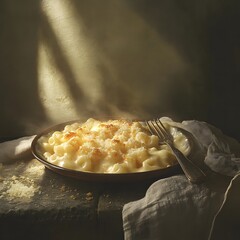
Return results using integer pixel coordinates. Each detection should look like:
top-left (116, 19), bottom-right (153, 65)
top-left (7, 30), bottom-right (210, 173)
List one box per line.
top-left (38, 118), bottom-right (190, 173)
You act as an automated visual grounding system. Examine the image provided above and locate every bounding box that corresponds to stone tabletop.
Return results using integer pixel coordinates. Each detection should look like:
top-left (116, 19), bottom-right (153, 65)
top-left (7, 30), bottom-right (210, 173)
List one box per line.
top-left (0, 158), bottom-right (164, 240)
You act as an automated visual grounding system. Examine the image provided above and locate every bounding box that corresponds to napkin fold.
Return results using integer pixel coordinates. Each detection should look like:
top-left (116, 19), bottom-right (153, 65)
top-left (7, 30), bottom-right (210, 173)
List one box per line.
top-left (122, 118), bottom-right (240, 240)
top-left (0, 135), bottom-right (36, 163)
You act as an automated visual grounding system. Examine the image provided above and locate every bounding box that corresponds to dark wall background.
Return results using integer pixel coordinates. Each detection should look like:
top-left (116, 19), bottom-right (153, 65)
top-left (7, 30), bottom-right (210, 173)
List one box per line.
top-left (0, 0), bottom-right (239, 140)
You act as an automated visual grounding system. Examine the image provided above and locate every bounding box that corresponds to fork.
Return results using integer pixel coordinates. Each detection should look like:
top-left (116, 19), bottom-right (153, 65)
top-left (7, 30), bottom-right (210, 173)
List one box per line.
top-left (146, 119), bottom-right (206, 183)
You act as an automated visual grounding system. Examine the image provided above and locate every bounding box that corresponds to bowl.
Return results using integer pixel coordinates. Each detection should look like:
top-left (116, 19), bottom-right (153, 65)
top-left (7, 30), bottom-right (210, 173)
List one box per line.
top-left (31, 120), bottom-right (184, 182)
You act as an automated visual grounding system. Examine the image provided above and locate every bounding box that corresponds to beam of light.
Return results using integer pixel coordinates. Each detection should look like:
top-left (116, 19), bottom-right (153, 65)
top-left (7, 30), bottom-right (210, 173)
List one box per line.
top-left (42, 0), bottom-right (103, 102)
top-left (38, 38), bottom-right (79, 122)
top-left (38, 0), bottom-right (188, 122)
top-left (38, 0), bottom-right (104, 122)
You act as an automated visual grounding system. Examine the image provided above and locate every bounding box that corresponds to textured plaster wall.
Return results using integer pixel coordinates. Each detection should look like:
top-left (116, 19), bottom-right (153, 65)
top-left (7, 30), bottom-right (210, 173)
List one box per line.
top-left (0, 0), bottom-right (239, 139)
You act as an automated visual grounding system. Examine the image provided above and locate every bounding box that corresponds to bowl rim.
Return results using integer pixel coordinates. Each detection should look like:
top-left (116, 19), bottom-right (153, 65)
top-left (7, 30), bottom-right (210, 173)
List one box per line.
top-left (31, 119), bottom-right (182, 182)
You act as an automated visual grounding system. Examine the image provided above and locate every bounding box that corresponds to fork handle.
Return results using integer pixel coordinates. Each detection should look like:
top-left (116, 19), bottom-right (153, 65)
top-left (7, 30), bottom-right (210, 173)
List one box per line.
top-left (167, 143), bottom-right (206, 183)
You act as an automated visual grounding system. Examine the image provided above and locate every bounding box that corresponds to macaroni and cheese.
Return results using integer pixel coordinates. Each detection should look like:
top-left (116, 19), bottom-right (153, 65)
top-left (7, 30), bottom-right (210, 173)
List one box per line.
top-left (38, 118), bottom-right (190, 173)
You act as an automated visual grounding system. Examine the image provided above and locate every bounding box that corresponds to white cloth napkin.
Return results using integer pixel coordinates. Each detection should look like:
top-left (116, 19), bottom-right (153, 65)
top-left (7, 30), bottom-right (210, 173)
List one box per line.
top-left (0, 135), bottom-right (36, 163)
top-left (122, 118), bottom-right (240, 240)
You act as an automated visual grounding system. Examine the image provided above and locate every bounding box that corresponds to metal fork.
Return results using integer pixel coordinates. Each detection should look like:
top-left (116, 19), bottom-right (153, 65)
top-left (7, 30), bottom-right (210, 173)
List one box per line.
top-left (146, 119), bottom-right (206, 183)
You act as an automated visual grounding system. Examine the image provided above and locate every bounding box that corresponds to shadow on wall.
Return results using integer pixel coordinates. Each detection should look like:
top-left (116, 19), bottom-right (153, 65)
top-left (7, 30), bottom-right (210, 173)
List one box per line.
top-left (206, 0), bottom-right (240, 140)
top-left (38, 0), bottom-right (191, 124)
top-left (39, 0), bottom-right (240, 139)
top-left (38, 0), bottom-right (210, 122)
top-left (0, 0), bottom-right (239, 140)
top-left (0, 0), bottom-right (47, 139)
top-left (125, 0), bottom-right (240, 139)
top-left (71, 0), bottom-right (208, 120)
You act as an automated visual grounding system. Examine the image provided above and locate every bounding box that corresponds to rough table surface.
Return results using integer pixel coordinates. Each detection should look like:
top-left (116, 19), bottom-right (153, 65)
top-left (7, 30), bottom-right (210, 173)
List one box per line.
top-left (0, 158), bottom-right (165, 240)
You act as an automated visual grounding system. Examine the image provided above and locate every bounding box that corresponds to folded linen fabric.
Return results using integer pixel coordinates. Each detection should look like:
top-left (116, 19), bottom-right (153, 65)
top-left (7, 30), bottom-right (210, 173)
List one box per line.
top-left (0, 135), bottom-right (36, 163)
top-left (122, 118), bottom-right (240, 240)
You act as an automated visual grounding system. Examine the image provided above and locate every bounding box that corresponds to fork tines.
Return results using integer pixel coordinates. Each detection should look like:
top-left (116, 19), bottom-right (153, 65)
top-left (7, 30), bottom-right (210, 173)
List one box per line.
top-left (146, 119), bottom-right (171, 142)
top-left (146, 119), bottom-right (207, 183)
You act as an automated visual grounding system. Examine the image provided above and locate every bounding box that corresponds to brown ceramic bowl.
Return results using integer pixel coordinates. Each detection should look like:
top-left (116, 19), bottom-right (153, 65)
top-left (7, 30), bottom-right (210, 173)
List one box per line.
top-left (31, 120), bottom-right (183, 182)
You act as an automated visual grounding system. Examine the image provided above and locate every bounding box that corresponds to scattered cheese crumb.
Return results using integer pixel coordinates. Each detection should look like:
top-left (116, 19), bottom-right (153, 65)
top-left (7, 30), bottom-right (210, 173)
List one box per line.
top-left (24, 164), bottom-right (44, 177)
top-left (0, 175), bottom-right (39, 200)
top-left (60, 185), bottom-right (66, 192)
top-left (70, 195), bottom-right (76, 200)
top-left (86, 192), bottom-right (93, 201)
top-left (6, 180), bottom-right (37, 199)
